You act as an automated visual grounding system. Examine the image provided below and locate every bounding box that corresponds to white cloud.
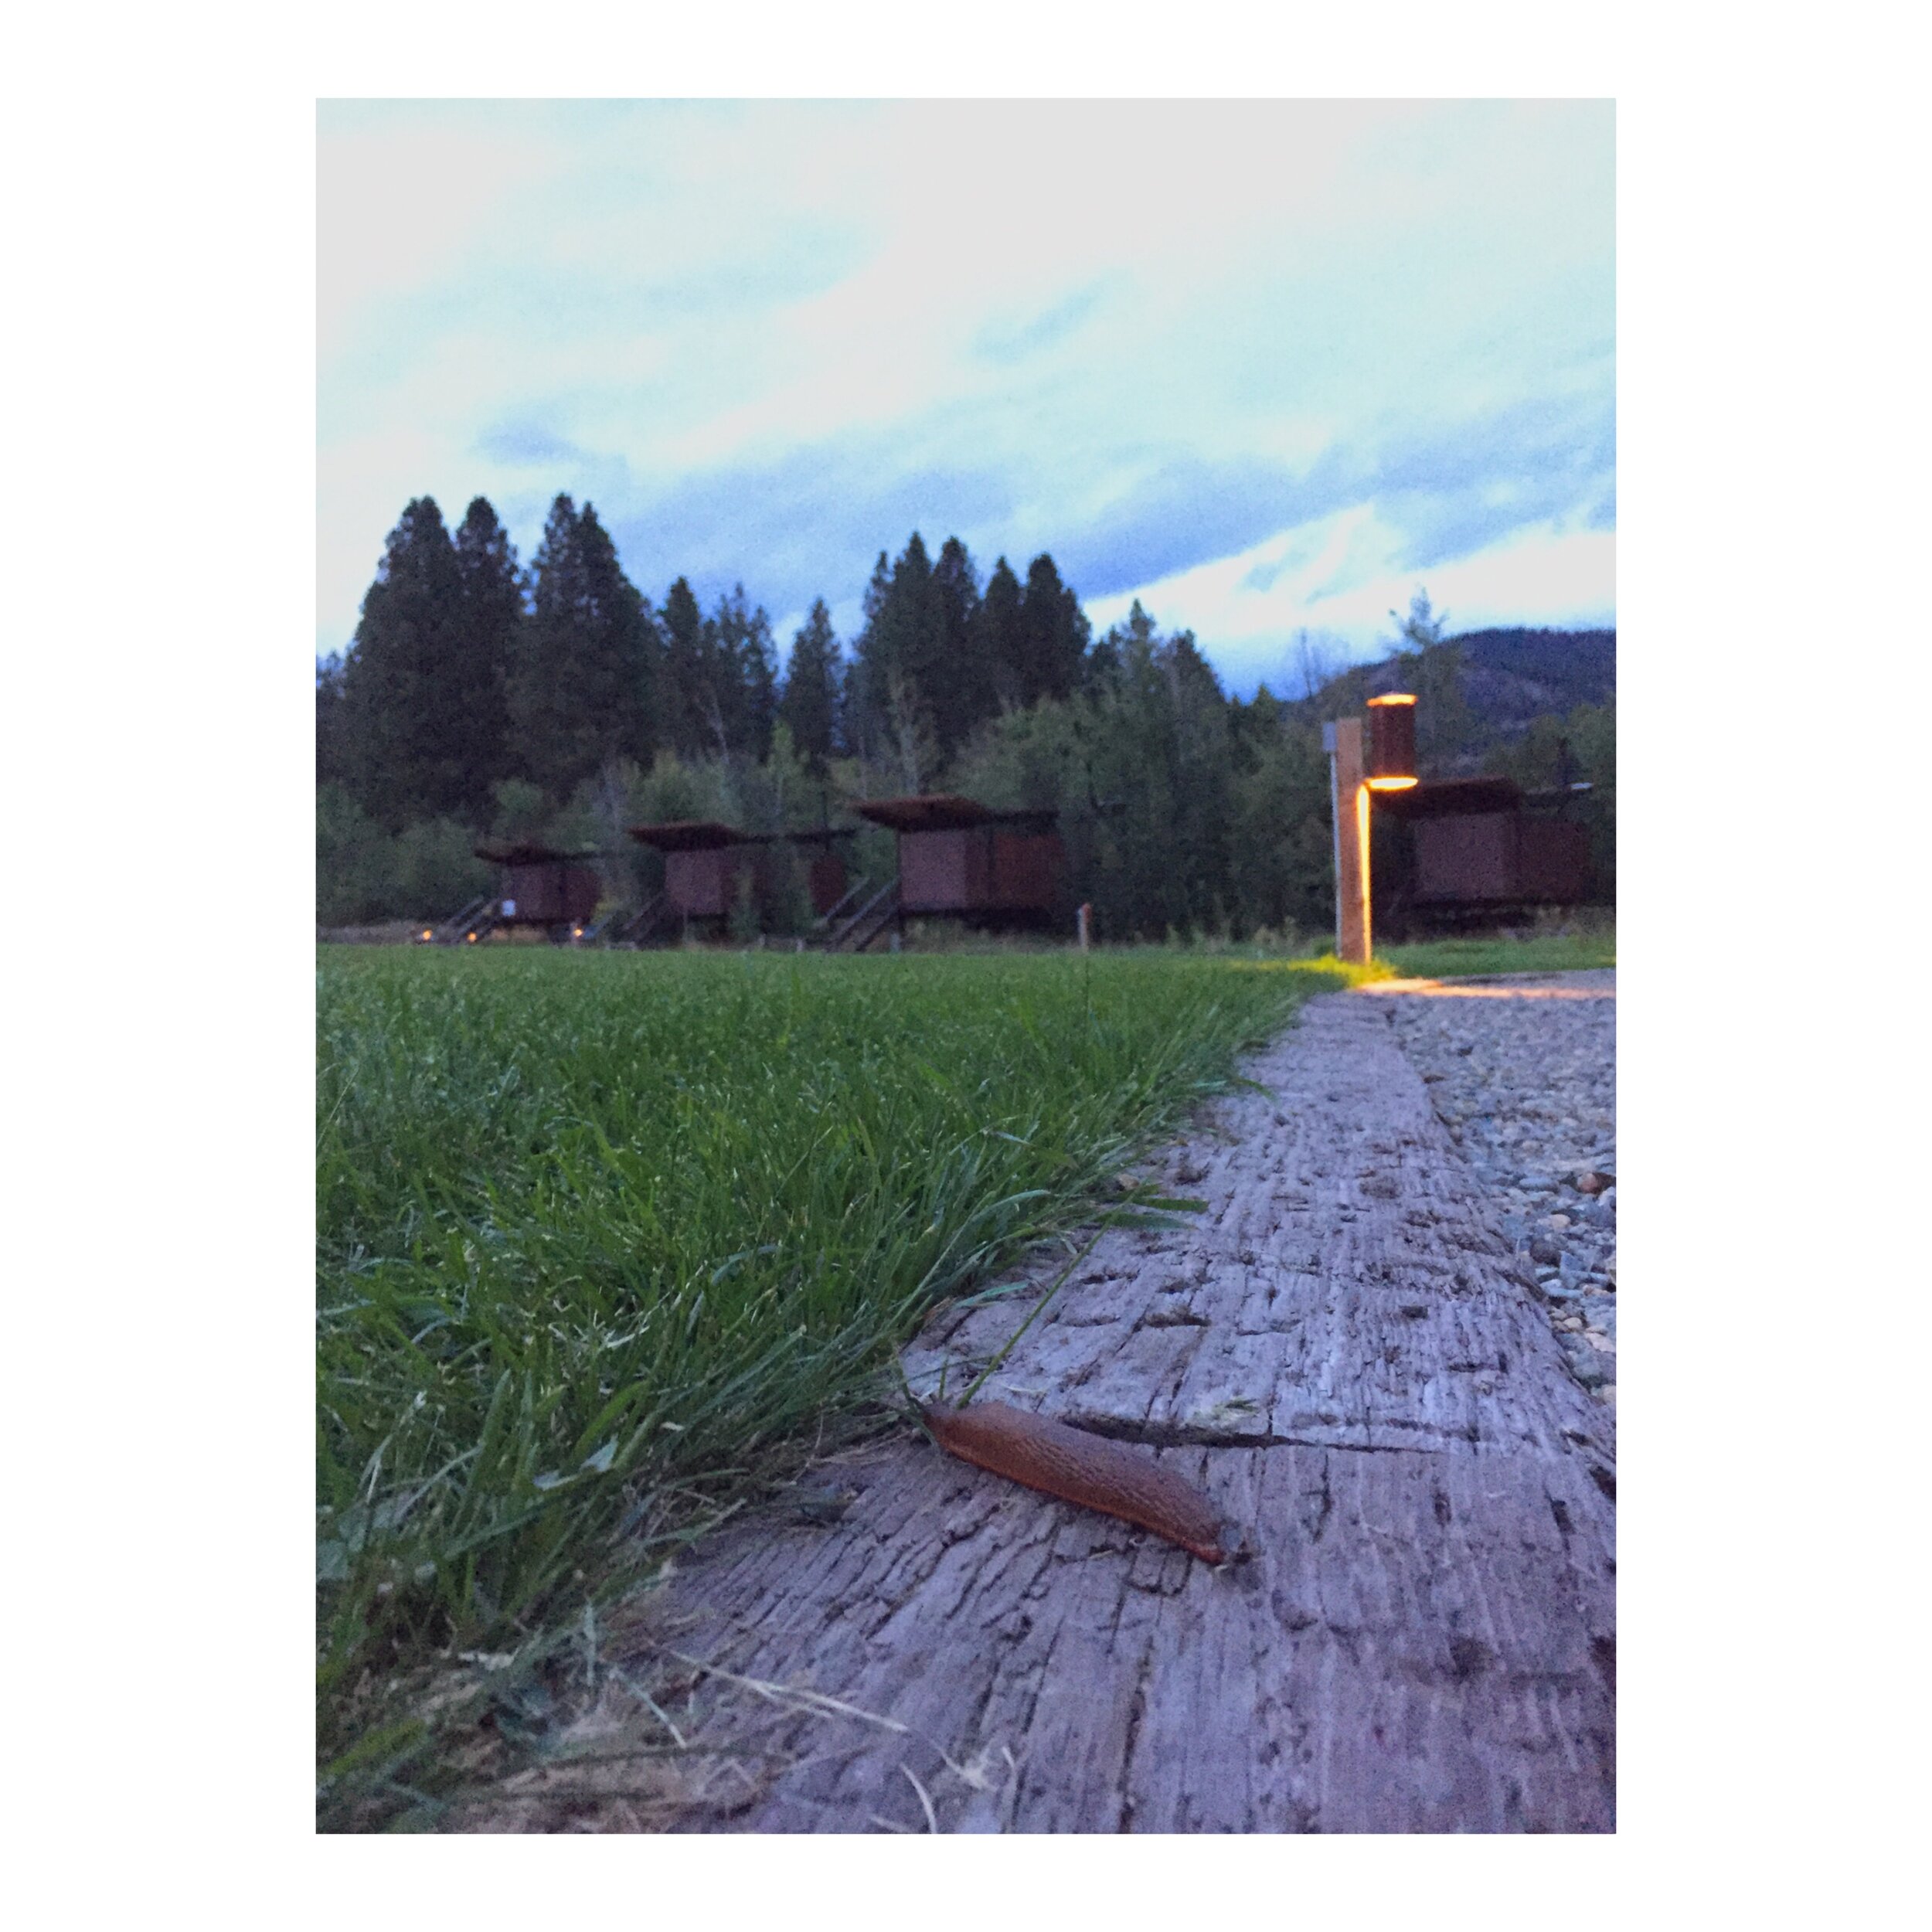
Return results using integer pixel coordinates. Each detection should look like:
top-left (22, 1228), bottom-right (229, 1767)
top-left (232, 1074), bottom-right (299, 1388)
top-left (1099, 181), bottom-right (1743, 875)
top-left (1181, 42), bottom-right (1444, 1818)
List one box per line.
top-left (1089, 515), bottom-right (1616, 692)
top-left (318, 100), bottom-right (1614, 670)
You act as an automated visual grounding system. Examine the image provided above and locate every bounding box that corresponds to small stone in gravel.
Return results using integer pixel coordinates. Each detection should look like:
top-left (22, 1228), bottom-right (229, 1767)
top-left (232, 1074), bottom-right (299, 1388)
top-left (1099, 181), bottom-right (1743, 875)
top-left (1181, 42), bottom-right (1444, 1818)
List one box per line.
top-left (1529, 1235), bottom-right (1563, 1265)
top-left (1566, 1347), bottom-right (1609, 1389)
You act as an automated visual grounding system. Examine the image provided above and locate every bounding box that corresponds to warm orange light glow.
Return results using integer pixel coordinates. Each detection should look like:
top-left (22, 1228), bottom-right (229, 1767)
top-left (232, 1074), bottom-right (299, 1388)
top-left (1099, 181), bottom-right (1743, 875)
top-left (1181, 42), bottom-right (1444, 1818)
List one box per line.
top-left (1355, 781), bottom-right (1372, 961)
top-left (1366, 692), bottom-right (1417, 706)
top-left (420, 929), bottom-right (433, 940)
top-left (466, 932), bottom-right (478, 943)
top-left (1366, 775), bottom-right (1419, 792)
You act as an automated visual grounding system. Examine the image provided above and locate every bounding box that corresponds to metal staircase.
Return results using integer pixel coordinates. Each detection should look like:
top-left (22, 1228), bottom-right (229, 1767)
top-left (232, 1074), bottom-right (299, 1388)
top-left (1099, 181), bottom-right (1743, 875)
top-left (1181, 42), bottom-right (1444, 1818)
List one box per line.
top-left (609, 893), bottom-right (675, 947)
top-left (825, 879), bottom-right (899, 952)
top-left (427, 896), bottom-right (501, 945)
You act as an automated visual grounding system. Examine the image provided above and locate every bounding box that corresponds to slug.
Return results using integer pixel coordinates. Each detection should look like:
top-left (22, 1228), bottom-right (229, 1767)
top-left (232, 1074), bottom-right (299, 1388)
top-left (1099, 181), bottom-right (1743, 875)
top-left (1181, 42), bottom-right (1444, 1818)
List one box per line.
top-left (920, 1399), bottom-right (1240, 1565)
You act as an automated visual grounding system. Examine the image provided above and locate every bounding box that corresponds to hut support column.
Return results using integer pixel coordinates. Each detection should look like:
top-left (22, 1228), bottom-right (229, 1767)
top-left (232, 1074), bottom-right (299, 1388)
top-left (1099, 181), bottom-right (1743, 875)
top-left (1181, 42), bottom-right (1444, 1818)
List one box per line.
top-left (1326, 718), bottom-right (1370, 965)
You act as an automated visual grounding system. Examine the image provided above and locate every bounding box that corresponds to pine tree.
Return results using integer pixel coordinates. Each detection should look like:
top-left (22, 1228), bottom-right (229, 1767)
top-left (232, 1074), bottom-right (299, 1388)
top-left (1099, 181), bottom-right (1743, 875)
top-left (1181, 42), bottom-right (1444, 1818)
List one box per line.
top-left (508, 495), bottom-right (654, 799)
top-left (1019, 553), bottom-right (1090, 704)
top-left (879, 535), bottom-right (940, 787)
top-left (838, 552), bottom-right (893, 764)
top-left (447, 497), bottom-right (522, 821)
top-left (658, 576), bottom-right (709, 759)
top-left (316, 652), bottom-right (350, 787)
top-left (338, 496), bottom-right (466, 828)
top-left (978, 556), bottom-right (1028, 709)
top-left (737, 597), bottom-right (779, 764)
top-left (929, 535), bottom-right (992, 758)
top-left (1385, 588), bottom-right (1471, 764)
top-left (779, 599), bottom-right (841, 772)
top-left (703, 584), bottom-right (778, 762)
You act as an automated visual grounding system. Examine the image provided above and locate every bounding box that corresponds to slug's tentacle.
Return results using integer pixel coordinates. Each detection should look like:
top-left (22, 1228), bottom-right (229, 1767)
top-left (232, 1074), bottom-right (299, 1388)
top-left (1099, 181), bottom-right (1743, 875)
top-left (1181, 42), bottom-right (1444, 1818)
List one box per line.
top-left (920, 1400), bottom-right (1237, 1565)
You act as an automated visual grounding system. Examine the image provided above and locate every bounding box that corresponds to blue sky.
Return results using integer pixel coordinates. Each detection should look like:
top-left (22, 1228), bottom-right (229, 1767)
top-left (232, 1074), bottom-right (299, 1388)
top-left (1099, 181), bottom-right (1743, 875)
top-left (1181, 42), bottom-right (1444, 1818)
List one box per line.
top-left (319, 99), bottom-right (1613, 696)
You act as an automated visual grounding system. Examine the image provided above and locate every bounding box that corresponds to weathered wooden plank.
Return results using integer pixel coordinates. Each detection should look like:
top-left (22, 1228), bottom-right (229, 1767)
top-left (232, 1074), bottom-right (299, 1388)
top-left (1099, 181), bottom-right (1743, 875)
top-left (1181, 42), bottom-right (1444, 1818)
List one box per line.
top-left (588, 992), bottom-right (1614, 1833)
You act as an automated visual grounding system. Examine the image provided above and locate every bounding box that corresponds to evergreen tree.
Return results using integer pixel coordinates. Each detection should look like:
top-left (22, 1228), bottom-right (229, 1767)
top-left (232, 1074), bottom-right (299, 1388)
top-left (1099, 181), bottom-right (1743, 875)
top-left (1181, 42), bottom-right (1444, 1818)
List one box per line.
top-left (779, 599), bottom-right (842, 772)
top-left (1019, 553), bottom-right (1090, 704)
top-left (737, 597), bottom-right (780, 764)
top-left (703, 584), bottom-right (779, 761)
top-left (447, 497), bottom-right (522, 820)
top-left (337, 496), bottom-right (466, 828)
top-left (838, 551), bottom-right (893, 765)
top-left (847, 536), bottom-right (940, 787)
top-left (844, 532), bottom-right (1003, 779)
top-left (508, 495), bottom-right (654, 799)
top-left (658, 576), bottom-right (709, 760)
top-left (977, 556), bottom-right (1028, 709)
top-left (1385, 588), bottom-right (1472, 764)
top-left (316, 652), bottom-right (350, 787)
top-left (929, 535), bottom-right (992, 758)
top-left (1076, 603), bottom-right (1230, 936)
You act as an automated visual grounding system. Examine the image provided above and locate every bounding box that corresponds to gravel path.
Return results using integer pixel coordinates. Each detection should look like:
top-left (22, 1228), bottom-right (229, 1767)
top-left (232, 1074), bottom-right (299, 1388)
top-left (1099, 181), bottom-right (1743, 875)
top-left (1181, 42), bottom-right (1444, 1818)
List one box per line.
top-left (1368, 970), bottom-right (1616, 1409)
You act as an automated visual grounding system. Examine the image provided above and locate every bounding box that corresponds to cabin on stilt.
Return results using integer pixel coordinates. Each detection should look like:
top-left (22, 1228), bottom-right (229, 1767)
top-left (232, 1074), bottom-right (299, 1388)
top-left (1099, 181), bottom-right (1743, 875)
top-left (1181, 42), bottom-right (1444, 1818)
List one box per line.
top-left (832, 794), bottom-right (1065, 948)
top-left (423, 841), bottom-right (604, 944)
top-left (1378, 777), bottom-right (1594, 927)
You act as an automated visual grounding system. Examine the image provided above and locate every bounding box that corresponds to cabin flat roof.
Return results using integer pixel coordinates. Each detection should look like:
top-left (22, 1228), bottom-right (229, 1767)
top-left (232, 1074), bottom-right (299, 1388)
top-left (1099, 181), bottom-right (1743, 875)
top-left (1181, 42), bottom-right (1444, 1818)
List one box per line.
top-left (626, 820), bottom-right (755, 852)
top-left (473, 841), bottom-right (601, 865)
top-left (1379, 776), bottom-right (1524, 820)
top-left (853, 794), bottom-right (1059, 834)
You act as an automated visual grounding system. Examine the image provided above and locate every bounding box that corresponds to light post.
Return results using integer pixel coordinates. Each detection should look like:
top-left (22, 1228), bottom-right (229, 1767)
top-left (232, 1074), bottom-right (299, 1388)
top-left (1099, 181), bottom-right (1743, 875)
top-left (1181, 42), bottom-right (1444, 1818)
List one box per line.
top-left (1324, 692), bottom-right (1418, 964)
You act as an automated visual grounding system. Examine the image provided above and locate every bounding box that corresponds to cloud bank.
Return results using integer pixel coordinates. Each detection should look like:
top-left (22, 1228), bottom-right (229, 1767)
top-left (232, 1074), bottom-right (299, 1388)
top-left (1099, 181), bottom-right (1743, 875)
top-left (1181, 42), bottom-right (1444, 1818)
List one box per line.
top-left (320, 99), bottom-right (1614, 689)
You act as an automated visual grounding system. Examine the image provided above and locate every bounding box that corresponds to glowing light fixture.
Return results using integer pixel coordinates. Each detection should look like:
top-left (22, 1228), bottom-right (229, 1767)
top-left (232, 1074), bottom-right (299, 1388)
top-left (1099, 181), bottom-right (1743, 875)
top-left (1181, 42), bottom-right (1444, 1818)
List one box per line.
top-left (1366, 691), bottom-right (1419, 792)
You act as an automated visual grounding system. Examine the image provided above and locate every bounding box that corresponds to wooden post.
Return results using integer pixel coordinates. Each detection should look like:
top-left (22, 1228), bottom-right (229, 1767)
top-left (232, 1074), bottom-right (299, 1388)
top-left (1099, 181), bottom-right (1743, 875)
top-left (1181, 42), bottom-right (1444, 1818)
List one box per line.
top-left (1331, 717), bottom-right (1370, 965)
top-left (1077, 902), bottom-right (1091, 952)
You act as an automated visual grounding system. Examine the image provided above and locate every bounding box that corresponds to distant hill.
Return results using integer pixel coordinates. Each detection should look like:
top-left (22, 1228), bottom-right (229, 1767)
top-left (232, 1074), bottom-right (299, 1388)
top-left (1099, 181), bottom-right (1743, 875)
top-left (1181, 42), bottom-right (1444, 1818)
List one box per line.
top-left (1452, 628), bottom-right (1615, 737)
top-left (1291, 627), bottom-right (1615, 740)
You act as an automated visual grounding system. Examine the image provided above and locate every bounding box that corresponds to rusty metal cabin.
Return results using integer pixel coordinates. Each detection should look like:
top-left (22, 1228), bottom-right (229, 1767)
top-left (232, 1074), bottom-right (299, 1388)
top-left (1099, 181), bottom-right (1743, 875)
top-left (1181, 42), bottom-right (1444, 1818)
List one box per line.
top-left (625, 821), bottom-right (775, 924)
top-left (853, 794), bottom-right (1065, 927)
top-left (785, 827), bottom-right (856, 918)
top-left (1381, 777), bottom-right (1592, 913)
top-left (471, 841), bottom-right (603, 931)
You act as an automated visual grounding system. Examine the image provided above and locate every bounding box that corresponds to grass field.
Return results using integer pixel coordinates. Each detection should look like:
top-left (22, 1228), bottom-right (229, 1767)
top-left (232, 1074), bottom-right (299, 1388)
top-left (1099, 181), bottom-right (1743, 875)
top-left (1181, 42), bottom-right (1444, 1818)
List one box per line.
top-left (317, 946), bottom-right (1342, 1824)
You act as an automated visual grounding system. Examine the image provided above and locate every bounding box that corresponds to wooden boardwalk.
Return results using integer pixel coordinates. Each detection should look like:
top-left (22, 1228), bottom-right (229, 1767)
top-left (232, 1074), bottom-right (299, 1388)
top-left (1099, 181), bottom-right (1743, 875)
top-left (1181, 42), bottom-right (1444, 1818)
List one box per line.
top-left (585, 991), bottom-right (1616, 1833)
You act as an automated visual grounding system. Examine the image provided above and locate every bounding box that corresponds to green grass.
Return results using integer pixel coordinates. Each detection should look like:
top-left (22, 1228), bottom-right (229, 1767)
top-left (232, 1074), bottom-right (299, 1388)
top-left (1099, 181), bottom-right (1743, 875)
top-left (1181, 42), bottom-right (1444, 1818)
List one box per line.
top-left (1378, 929), bottom-right (1615, 980)
top-left (317, 946), bottom-right (1339, 1825)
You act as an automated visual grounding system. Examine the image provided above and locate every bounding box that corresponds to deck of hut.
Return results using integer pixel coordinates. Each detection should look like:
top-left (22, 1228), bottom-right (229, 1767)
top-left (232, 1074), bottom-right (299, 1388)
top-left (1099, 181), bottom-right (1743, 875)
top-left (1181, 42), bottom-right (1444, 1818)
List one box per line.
top-left (1383, 777), bottom-right (1592, 913)
top-left (853, 794), bottom-right (1065, 927)
top-left (471, 842), bottom-right (603, 930)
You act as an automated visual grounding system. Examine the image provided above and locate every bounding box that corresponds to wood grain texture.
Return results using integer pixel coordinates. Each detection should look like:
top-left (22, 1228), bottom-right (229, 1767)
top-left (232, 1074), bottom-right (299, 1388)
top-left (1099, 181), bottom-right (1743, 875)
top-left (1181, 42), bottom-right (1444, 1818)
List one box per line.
top-left (596, 992), bottom-right (1614, 1834)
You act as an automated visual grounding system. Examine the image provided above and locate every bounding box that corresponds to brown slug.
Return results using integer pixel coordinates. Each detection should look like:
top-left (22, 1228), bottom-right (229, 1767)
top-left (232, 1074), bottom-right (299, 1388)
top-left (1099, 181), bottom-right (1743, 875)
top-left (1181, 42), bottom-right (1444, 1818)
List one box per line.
top-left (920, 1399), bottom-right (1240, 1565)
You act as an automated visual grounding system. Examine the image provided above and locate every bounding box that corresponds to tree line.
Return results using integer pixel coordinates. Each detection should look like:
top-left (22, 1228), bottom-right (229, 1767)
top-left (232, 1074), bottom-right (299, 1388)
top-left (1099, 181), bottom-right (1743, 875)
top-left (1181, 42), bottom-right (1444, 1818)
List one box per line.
top-left (318, 493), bottom-right (1614, 935)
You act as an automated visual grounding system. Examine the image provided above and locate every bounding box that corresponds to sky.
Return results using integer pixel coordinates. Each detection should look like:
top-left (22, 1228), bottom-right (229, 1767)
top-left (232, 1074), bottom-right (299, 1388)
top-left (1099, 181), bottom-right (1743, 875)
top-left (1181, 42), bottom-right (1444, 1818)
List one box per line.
top-left (318, 99), bottom-right (1614, 697)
